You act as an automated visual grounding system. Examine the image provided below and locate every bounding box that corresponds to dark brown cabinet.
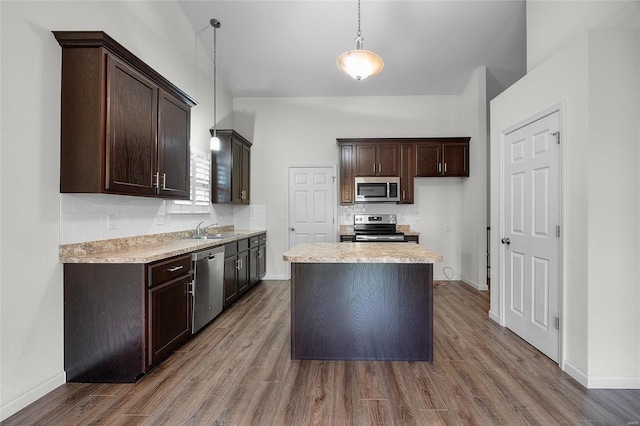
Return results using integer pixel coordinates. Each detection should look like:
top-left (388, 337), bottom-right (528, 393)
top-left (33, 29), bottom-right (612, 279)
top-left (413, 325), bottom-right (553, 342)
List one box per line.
top-left (337, 137), bottom-right (470, 205)
top-left (249, 233), bottom-right (267, 285)
top-left (415, 140), bottom-right (469, 177)
top-left (211, 129), bottom-right (252, 204)
top-left (399, 144), bottom-right (415, 204)
top-left (339, 144), bottom-right (355, 204)
top-left (54, 31), bottom-right (195, 199)
top-left (223, 239), bottom-right (250, 307)
top-left (147, 255), bottom-right (192, 366)
top-left (355, 143), bottom-right (398, 176)
top-left (63, 254), bottom-right (193, 383)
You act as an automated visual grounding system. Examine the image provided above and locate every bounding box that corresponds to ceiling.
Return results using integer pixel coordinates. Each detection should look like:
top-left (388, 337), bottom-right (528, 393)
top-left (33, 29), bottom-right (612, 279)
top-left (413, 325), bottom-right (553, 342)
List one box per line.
top-left (179, 0), bottom-right (527, 98)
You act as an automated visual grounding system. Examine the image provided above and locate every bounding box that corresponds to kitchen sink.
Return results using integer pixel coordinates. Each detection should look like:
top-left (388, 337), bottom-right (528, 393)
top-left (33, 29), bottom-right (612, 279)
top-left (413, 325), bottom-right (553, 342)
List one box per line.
top-left (191, 233), bottom-right (238, 240)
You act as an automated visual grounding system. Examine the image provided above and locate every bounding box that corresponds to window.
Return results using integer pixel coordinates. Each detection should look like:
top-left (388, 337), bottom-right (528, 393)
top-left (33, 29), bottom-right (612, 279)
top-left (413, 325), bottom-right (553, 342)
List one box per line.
top-left (168, 147), bottom-right (210, 214)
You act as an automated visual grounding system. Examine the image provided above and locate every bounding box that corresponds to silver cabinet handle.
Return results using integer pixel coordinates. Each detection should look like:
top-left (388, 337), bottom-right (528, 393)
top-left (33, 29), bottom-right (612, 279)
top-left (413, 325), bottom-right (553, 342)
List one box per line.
top-left (154, 171), bottom-right (160, 188)
top-left (444, 163), bottom-right (447, 173)
top-left (402, 190), bottom-right (406, 200)
top-left (378, 163), bottom-right (381, 173)
top-left (168, 265), bottom-right (184, 272)
top-left (162, 173), bottom-right (167, 190)
top-left (438, 163), bottom-right (442, 173)
top-left (236, 259), bottom-right (241, 270)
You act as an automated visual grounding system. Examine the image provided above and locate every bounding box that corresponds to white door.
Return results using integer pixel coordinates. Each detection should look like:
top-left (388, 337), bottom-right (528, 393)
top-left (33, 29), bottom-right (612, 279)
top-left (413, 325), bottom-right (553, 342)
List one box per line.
top-left (288, 166), bottom-right (336, 250)
top-left (502, 110), bottom-right (561, 362)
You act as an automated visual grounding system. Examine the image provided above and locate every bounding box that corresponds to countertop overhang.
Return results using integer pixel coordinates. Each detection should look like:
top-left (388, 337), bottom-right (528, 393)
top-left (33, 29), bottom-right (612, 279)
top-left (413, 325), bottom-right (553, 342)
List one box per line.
top-left (60, 230), bottom-right (267, 264)
top-left (283, 242), bottom-right (442, 264)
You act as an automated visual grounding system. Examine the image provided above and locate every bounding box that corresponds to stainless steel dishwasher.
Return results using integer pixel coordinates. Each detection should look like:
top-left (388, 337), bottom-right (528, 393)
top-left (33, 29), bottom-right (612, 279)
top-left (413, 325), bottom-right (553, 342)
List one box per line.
top-left (192, 245), bottom-right (225, 333)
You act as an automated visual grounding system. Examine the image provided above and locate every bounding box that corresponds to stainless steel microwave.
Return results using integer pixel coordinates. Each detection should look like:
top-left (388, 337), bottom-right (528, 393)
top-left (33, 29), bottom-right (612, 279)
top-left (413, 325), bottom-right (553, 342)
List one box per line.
top-left (355, 176), bottom-right (400, 203)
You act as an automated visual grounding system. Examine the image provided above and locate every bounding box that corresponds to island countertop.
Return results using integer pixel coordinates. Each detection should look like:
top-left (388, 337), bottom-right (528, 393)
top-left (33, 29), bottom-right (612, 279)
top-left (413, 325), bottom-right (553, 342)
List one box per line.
top-left (283, 242), bottom-right (443, 264)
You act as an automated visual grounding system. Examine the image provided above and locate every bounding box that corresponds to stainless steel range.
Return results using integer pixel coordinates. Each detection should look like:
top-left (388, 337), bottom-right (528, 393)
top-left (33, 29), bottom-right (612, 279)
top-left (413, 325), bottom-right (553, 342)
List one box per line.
top-left (353, 214), bottom-right (405, 242)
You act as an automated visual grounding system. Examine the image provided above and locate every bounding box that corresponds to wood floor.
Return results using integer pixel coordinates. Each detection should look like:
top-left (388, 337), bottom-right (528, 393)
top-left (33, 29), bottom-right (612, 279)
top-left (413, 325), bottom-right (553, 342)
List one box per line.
top-left (5, 280), bottom-right (640, 425)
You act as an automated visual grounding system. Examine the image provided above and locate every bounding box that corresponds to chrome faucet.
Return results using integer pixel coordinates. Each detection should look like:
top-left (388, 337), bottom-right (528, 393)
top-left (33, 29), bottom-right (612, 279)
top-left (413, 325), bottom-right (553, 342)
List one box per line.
top-left (195, 221), bottom-right (218, 237)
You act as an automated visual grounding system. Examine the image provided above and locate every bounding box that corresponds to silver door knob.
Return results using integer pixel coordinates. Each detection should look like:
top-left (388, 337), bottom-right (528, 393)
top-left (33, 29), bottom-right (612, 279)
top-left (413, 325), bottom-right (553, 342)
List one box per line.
top-left (290, 227), bottom-right (295, 231)
top-left (501, 238), bottom-right (511, 245)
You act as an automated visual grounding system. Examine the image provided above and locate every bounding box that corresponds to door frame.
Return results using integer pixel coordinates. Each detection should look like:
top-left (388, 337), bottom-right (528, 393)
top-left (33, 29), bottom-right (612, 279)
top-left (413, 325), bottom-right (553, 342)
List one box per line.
top-left (285, 164), bottom-right (338, 279)
top-left (498, 101), bottom-right (566, 368)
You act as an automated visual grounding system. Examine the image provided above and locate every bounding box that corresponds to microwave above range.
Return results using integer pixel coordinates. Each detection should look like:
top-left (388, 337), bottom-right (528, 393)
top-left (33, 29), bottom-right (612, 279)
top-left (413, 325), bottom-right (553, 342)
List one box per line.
top-left (354, 176), bottom-right (400, 203)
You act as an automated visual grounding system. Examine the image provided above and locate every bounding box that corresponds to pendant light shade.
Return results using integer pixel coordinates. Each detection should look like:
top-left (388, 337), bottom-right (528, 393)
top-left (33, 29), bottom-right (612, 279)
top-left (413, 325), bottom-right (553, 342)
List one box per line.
top-left (209, 18), bottom-right (221, 151)
top-left (337, 0), bottom-right (383, 81)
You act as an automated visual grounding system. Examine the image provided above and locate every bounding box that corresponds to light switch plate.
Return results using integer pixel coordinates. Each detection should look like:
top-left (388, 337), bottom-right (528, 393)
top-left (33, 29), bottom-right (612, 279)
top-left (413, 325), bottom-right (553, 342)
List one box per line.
top-left (107, 214), bottom-right (116, 230)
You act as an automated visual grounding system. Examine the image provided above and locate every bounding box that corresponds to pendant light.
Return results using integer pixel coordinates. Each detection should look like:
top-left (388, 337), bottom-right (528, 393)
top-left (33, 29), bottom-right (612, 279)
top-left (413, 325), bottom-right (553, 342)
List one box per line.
top-left (209, 18), bottom-right (221, 151)
top-left (337, 0), bottom-right (383, 81)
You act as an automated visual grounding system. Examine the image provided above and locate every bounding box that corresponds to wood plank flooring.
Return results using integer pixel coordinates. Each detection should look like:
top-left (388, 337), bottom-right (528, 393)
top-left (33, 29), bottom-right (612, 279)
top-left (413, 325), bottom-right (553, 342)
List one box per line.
top-left (5, 280), bottom-right (640, 425)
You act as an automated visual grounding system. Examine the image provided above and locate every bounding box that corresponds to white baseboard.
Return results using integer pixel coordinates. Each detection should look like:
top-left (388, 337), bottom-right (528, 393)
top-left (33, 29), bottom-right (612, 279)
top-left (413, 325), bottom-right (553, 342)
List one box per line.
top-left (563, 361), bottom-right (589, 388)
top-left (462, 278), bottom-right (489, 291)
top-left (488, 309), bottom-right (501, 325)
top-left (562, 361), bottom-right (639, 389)
top-left (587, 375), bottom-right (640, 389)
top-left (0, 371), bottom-right (66, 421)
top-left (262, 274), bottom-right (288, 281)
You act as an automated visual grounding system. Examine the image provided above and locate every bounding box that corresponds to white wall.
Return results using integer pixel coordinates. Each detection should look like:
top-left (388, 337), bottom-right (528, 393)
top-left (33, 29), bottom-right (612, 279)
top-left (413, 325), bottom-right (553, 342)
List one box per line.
top-left (460, 67), bottom-right (488, 290)
top-left (0, 1), bottom-right (227, 419)
top-left (233, 89), bottom-right (487, 281)
top-left (492, 1), bottom-right (640, 387)
top-left (526, 0), bottom-right (638, 71)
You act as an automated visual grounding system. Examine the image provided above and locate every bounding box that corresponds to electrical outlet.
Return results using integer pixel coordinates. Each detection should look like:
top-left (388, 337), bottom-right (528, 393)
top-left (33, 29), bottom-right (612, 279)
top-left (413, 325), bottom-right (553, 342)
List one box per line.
top-left (107, 214), bottom-right (116, 230)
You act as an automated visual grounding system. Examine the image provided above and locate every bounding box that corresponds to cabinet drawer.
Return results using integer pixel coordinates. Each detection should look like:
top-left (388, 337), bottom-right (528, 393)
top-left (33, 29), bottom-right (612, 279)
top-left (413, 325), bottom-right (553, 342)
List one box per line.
top-left (249, 236), bottom-right (260, 247)
top-left (238, 238), bottom-right (249, 252)
top-left (225, 242), bottom-right (238, 258)
top-left (259, 234), bottom-right (267, 244)
top-left (148, 254), bottom-right (192, 288)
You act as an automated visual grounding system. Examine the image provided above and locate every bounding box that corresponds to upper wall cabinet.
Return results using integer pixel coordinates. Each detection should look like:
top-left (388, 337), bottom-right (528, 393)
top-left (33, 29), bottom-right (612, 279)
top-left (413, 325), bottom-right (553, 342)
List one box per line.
top-left (337, 137), bottom-right (470, 205)
top-left (54, 31), bottom-right (196, 199)
top-left (415, 139), bottom-right (470, 177)
top-left (355, 143), bottom-right (399, 176)
top-left (210, 129), bottom-right (252, 205)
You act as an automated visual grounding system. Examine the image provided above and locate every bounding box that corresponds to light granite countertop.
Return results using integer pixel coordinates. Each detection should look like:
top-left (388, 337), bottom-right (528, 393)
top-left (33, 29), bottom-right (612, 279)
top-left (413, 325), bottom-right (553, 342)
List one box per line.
top-left (60, 229), bottom-right (267, 264)
top-left (283, 242), bottom-right (442, 264)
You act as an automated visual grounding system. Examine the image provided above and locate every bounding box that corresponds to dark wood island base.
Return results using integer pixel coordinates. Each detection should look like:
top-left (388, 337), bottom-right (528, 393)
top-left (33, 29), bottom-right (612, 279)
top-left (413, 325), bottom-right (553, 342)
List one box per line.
top-left (291, 262), bottom-right (433, 361)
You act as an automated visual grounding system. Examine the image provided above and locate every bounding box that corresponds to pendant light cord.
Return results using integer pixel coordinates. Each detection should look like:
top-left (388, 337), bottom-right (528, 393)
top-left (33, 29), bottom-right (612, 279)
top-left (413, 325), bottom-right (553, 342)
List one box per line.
top-left (213, 23), bottom-right (217, 138)
top-left (356, 0), bottom-right (362, 38)
top-left (210, 18), bottom-right (221, 139)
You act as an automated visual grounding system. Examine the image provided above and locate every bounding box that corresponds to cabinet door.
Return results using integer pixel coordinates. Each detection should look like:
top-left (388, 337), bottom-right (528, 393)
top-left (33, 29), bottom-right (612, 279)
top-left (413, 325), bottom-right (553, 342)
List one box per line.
top-left (415, 143), bottom-right (442, 177)
top-left (442, 143), bottom-right (469, 177)
top-left (231, 139), bottom-right (243, 204)
top-left (399, 144), bottom-right (414, 204)
top-left (157, 90), bottom-right (190, 199)
top-left (106, 55), bottom-right (158, 196)
top-left (249, 246), bottom-right (260, 285)
top-left (148, 275), bottom-right (192, 366)
top-left (224, 255), bottom-right (238, 306)
top-left (241, 143), bottom-right (250, 204)
top-left (376, 144), bottom-right (399, 176)
top-left (237, 250), bottom-right (250, 294)
top-left (340, 144), bottom-right (354, 204)
top-left (258, 244), bottom-right (266, 279)
top-left (355, 144), bottom-right (377, 176)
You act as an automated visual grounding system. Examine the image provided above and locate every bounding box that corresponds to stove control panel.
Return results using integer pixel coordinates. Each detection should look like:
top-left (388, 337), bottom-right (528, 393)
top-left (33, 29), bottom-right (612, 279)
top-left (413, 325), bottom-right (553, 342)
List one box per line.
top-left (354, 214), bottom-right (397, 225)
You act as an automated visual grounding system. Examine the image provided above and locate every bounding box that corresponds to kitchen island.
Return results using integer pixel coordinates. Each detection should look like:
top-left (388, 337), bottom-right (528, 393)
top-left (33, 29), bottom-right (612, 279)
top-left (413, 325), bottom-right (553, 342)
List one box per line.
top-left (283, 242), bottom-right (442, 361)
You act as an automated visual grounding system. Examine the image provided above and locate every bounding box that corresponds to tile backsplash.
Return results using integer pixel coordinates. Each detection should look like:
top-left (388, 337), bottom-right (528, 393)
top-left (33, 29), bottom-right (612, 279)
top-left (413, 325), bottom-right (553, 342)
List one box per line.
top-left (339, 203), bottom-right (420, 227)
top-left (60, 194), bottom-right (266, 244)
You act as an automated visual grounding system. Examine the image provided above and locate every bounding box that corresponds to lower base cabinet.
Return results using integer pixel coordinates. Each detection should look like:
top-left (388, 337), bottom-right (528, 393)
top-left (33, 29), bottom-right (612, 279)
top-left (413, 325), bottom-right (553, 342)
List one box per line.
top-left (225, 233), bottom-right (267, 308)
top-left (223, 240), bottom-right (250, 307)
top-left (64, 254), bottom-right (192, 383)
